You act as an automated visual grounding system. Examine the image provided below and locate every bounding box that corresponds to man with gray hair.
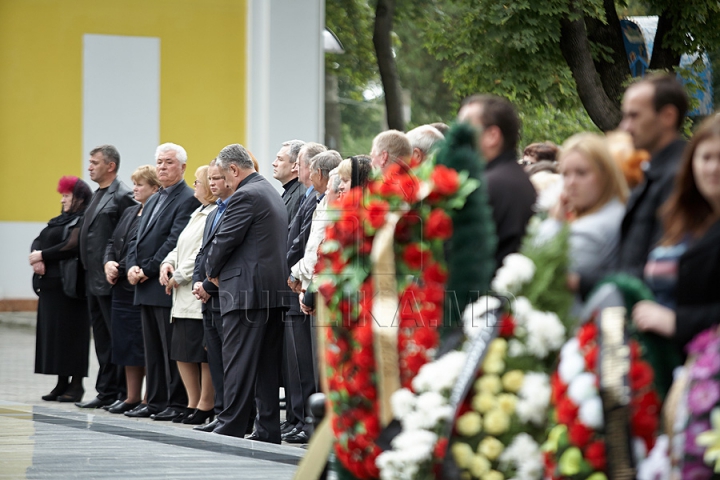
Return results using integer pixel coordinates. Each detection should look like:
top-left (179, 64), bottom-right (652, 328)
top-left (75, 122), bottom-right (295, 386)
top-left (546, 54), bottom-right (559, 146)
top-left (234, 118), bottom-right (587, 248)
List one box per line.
top-left (125, 142), bottom-right (200, 420)
top-left (204, 143), bottom-right (289, 443)
top-left (407, 124), bottom-right (444, 164)
top-left (370, 129), bottom-right (412, 171)
top-left (272, 139), bottom-right (306, 221)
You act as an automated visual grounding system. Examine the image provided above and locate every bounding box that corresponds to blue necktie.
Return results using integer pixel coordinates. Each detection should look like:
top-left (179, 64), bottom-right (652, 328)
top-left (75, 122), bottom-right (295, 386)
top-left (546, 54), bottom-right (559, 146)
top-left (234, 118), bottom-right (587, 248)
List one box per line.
top-left (211, 201), bottom-right (226, 232)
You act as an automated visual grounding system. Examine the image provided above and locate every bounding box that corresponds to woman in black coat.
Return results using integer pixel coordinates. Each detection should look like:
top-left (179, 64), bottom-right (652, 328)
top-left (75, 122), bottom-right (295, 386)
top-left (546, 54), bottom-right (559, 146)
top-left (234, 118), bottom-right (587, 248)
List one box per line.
top-left (633, 114), bottom-right (720, 349)
top-left (102, 166), bottom-right (160, 414)
top-left (30, 176), bottom-right (92, 402)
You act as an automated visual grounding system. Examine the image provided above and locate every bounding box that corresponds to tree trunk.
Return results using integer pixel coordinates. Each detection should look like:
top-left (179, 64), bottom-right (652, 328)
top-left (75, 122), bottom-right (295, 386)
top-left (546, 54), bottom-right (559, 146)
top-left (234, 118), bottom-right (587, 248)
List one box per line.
top-left (373, 0), bottom-right (405, 131)
top-left (648, 11), bottom-right (682, 70)
top-left (559, 5), bottom-right (623, 131)
top-left (585, 0), bottom-right (630, 106)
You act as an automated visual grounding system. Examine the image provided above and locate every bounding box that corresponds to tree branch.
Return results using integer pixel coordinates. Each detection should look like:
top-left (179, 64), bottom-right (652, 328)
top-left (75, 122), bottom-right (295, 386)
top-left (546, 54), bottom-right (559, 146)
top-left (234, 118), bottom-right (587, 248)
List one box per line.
top-left (648, 10), bottom-right (682, 70)
top-left (559, 5), bottom-right (622, 131)
top-left (373, 0), bottom-right (404, 131)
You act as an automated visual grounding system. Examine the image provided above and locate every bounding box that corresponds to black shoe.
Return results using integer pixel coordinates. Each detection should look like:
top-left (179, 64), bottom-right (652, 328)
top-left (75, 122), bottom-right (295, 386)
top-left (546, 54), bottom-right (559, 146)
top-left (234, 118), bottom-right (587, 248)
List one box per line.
top-left (42, 380), bottom-right (69, 402)
top-left (281, 426), bottom-right (302, 440)
top-left (193, 418), bottom-right (219, 432)
top-left (280, 420), bottom-right (295, 435)
top-left (151, 407), bottom-right (183, 421)
top-left (172, 408), bottom-right (193, 423)
top-left (124, 404), bottom-right (151, 418)
top-left (283, 430), bottom-right (310, 444)
top-left (58, 387), bottom-right (84, 403)
top-left (245, 432), bottom-right (262, 441)
top-left (103, 400), bottom-right (123, 411)
top-left (108, 401), bottom-right (141, 414)
top-left (183, 408), bottom-right (214, 425)
top-left (75, 397), bottom-right (113, 409)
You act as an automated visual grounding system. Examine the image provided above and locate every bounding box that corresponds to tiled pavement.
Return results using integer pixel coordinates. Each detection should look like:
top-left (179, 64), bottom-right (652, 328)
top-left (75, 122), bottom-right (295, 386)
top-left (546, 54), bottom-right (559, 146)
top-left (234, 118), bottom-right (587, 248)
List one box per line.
top-left (0, 314), bottom-right (302, 479)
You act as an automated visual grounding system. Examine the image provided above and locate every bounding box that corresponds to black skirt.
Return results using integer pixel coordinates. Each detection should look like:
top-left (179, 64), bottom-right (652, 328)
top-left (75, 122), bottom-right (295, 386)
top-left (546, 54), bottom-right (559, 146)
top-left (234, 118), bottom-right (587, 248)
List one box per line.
top-left (34, 275), bottom-right (90, 377)
top-left (111, 285), bottom-right (145, 367)
top-left (170, 318), bottom-right (207, 363)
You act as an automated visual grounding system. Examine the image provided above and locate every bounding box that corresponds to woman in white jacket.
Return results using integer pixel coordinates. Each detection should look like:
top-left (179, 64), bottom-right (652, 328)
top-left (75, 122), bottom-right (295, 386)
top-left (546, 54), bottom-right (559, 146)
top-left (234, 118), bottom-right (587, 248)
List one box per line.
top-left (160, 165), bottom-right (217, 425)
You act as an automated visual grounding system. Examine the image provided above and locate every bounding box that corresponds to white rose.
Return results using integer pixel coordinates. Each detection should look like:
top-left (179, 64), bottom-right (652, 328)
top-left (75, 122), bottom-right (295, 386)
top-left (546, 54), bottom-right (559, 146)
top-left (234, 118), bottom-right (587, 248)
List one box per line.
top-left (558, 353), bottom-right (586, 384)
top-left (390, 388), bottom-right (416, 421)
top-left (579, 396), bottom-right (604, 429)
top-left (567, 372), bottom-right (598, 406)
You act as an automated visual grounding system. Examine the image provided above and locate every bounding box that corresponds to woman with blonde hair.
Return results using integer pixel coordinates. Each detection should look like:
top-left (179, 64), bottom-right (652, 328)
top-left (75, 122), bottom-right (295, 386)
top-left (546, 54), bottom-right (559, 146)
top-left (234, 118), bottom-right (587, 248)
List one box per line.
top-left (538, 132), bottom-right (629, 304)
top-left (159, 165), bottom-right (217, 425)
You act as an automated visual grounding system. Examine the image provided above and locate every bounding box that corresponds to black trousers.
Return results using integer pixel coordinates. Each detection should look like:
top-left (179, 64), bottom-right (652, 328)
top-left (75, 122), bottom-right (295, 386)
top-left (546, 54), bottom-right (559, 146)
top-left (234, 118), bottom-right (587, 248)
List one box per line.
top-left (87, 293), bottom-right (125, 400)
top-left (214, 308), bottom-right (283, 443)
top-left (140, 305), bottom-right (187, 414)
top-left (203, 308), bottom-right (224, 416)
top-left (283, 313), bottom-right (317, 432)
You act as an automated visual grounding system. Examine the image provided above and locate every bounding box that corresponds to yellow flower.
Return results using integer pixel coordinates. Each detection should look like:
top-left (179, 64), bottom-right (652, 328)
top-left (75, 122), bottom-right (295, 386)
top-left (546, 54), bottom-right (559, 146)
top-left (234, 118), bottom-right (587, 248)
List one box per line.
top-left (697, 407), bottom-right (720, 472)
top-left (482, 355), bottom-right (506, 375)
top-left (473, 392), bottom-right (497, 414)
top-left (469, 454), bottom-right (491, 477)
top-left (488, 338), bottom-right (508, 357)
top-left (460, 473), bottom-right (472, 480)
top-left (475, 374), bottom-right (502, 394)
top-left (501, 370), bottom-right (525, 393)
top-left (482, 470), bottom-right (504, 480)
top-left (497, 393), bottom-right (517, 414)
top-left (558, 447), bottom-right (583, 476)
top-left (542, 424), bottom-right (568, 453)
top-left (478, 436), bottom-right (504, 460)
top-left (484, 408), bottom-right (510, 436)
top-left (452, 442), bottom-right (475, 469)
top-left (587, 474), bottom-right (608, 480)
top-left (457, 411), bottom-right (483, 437)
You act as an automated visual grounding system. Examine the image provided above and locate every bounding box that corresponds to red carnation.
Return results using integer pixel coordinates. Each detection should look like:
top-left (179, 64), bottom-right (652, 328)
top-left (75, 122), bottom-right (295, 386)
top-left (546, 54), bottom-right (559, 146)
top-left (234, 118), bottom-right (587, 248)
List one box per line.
top-left (434, 438), bottom-right (449, 460)
top-left (499, 313), bottom-right (516, 337)
top-left (423, 262), bottom-right (448, 284)
top-left (578, 321), bottom-right (597, 349)
top-left (413, 327), bottom-right (439, 349)
top-left (551, 372), bottom-right (567, 403)
top-left (556, 396), bottom-right (579, 425)
top-left (403, 243), bottom-right (430, 270)
top-left (353, 324), bottom-right (374, 349)
top-left (405, 351), bottom-right (426, 374)
top-left (569, 420), bottom-right (594, 448)
top-left (419, 304), bottom-right (441, 328)
top-left (430, 165), bottom-right (460, 196)
top-left (366, 200), bottom-right (389, 229)
top-left (630, 361), bottom-right (654, 390)
top-left (584, 441), bottom-right (606, 470)
top-left (318, 281), bottom-right (336, 301)
top-left (355, 347), bottom-right (375, 370)
top-left (425, 209), bottom-right (453, 240)
top-left (584, 344), bottom-right (599, 372)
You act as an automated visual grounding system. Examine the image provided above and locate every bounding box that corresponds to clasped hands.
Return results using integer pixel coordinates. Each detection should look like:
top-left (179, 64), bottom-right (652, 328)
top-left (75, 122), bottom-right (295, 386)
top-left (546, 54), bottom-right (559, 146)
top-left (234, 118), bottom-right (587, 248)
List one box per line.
top-left (127, 265), bottom-right (148, 285)
top-left (159, 263), bottom-right (179, 295)
top-left (29, 250), bottom-right (45, 275)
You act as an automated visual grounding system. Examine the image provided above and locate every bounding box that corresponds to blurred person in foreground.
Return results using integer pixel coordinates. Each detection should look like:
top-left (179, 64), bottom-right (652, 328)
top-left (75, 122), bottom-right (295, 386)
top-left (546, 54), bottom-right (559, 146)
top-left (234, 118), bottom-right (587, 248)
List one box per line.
top-left (633, 114), bottom-right (720, 352)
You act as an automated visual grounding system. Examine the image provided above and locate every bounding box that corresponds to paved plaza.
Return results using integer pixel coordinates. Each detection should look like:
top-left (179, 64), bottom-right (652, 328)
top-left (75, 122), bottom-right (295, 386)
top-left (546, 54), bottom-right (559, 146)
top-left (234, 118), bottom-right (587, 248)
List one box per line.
top-left (0, 313), bottom-right (302, 479)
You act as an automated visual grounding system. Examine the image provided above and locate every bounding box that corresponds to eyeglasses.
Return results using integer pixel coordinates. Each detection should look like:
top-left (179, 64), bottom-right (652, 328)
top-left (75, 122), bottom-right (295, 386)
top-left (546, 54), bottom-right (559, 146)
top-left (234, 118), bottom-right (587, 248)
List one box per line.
top-left (193, 180), bottom-right (200, 186)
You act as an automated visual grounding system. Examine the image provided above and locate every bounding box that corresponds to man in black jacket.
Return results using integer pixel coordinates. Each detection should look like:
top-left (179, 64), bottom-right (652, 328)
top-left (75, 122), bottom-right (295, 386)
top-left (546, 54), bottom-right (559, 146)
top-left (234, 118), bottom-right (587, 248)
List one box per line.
top-left (617, 74), bottom-right (689, 279)
top-left (458, 94), bottom-right (537, 271)
top-left (76, 145), bottom-right (136, 409)
top-left (273, 139), bottom-right (306, 222)
top-left (125, 143), bottom-right (200, 420)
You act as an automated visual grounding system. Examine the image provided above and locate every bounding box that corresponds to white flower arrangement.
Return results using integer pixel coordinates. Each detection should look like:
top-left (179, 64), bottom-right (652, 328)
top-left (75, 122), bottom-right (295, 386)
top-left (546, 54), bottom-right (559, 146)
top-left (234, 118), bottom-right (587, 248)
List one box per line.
top-left (515, 372), bottom-right (551, 427)
top-left (636, 435), bottom-right (671, 480)
top-left (498, 433), bottom-right (544, 480)
top-left (491, 253), bottom-right (536, 295)
top-left (463, 296), bottom-right (502, 339)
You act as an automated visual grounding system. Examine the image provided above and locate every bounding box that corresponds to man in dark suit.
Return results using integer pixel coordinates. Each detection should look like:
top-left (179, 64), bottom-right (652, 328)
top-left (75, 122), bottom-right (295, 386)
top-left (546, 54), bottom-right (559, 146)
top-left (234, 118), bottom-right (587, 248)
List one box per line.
top-left (273, 139), bottom-right (306, 222)
top-left (125, 143), bottom-right (200, 420)
top-left (77, 145), bottom-right (136, 409)
top-left (282, 142), bottom-right (326, 443)
top-left (190, 160), bottom-right (234, 433)
top-left (617, 74), bottom-right (688, 279)
top-left (205, 143), bottom-right (289, 443)
top-left (458, 94), bottom-right (537, 270)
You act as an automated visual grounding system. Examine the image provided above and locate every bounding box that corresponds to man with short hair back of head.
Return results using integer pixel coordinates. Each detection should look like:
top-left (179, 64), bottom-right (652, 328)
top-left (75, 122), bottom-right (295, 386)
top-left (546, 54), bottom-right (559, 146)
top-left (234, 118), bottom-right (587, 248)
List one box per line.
top-left (407, 125), bottom-right (444, 164)
top-left (370, 129), bottom-right (412, 171)
top-left (458, 94), bottom-right (537, 270)
top-left (617, 73), bottom-right (689, 278)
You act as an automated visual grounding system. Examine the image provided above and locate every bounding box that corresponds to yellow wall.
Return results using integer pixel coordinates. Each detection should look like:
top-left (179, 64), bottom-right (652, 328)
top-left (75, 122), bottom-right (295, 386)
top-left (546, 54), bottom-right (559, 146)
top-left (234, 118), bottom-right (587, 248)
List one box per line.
top-left (0, 0), bottom-right (247, 222)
